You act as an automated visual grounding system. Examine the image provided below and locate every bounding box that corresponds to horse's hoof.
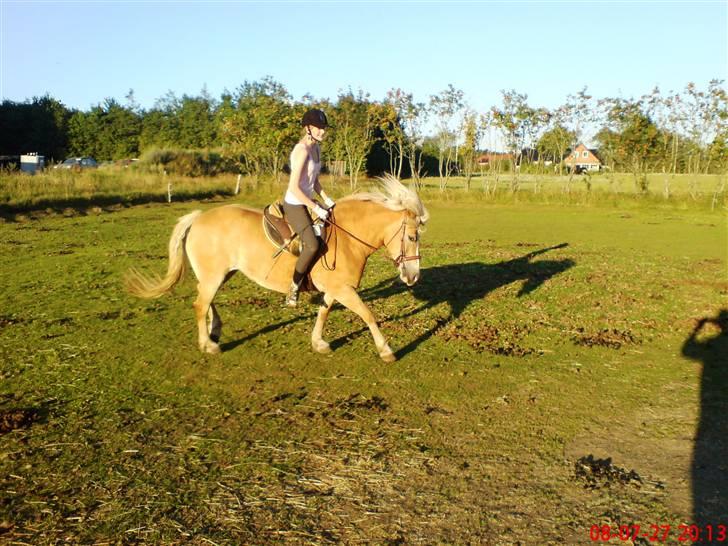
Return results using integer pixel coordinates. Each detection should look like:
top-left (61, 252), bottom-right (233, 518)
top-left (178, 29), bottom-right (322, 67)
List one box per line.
top-left (312, 340), bottom-right (332, 354)
top-left (380, 350), bottom-right (397, 363)
top-left (202, 341), bottom-right (221, 354)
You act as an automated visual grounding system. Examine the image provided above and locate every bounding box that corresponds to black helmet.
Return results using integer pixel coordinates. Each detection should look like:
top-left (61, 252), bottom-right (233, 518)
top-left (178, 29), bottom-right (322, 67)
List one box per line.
top-left (301, 108), bottom-right (329, 129)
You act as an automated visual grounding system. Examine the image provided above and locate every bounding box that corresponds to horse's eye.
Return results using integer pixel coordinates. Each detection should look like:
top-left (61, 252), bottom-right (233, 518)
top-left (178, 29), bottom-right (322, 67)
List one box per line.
top-left (408, 235), bottom-right (417, 242)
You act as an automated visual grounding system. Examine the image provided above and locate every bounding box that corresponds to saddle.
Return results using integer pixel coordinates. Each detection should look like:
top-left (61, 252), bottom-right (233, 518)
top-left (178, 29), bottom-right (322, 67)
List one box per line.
top-left (263, 200), bottom-right (301, 257)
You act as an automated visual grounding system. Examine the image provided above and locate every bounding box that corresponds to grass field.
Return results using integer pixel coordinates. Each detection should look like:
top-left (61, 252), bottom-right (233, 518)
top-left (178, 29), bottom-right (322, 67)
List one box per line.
top-left (1, 169), bottom-right (726, 215)
top-left (0, 182), bottom-right (726, 544)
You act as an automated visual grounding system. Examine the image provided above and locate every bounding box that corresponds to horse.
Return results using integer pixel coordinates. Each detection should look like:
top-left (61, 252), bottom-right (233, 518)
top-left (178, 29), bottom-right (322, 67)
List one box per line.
top-left (124, 175), bottom-right (429, 362)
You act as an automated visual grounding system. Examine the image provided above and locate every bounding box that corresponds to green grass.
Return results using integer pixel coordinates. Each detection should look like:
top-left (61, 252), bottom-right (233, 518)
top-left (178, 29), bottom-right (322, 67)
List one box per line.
top-left (0, 189), bottom-right (726, 544)
top-left (429, 171), bottom-right (726, 196)
top-left (1, 169), bottom-right (725, 216)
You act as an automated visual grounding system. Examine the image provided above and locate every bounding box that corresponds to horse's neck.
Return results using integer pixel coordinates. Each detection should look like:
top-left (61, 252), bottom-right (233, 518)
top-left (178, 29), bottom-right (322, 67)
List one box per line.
top-left (335, 201), bottom-right (398, 252)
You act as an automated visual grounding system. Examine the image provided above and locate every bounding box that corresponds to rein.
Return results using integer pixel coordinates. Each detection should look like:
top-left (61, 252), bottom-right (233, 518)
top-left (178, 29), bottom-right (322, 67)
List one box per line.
top-left (322, 210), bottom-right (420, 269)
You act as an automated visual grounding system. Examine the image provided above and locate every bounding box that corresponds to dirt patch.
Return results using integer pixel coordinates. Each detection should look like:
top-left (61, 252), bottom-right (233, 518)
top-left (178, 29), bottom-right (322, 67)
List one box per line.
top-left (574, 454), bottom-right (646, 489)
top-left (572, 327), bottom-right (640, 349)
top-left (437, 320), bottom-right (535, 356)
top-left (0, 408), bottom-right (40, 434)
top-left (0, 315), bottom-right (24, 328)
top-left (336, 392), bottom-right (389, 412)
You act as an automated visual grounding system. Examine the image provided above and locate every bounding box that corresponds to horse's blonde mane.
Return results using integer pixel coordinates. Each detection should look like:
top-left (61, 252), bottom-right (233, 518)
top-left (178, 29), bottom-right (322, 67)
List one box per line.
top-left (340, 174), bottom-right (429, 225)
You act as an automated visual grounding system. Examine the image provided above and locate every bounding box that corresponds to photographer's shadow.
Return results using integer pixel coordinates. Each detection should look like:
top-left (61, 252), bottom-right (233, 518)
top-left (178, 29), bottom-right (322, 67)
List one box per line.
top-left (682, 310), bottom-right (728, 528)
top-left (361, 243), bottom-right (575, 359)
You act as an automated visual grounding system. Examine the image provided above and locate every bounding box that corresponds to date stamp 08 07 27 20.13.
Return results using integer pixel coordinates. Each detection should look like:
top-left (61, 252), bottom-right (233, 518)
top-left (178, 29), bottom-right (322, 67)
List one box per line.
top-left (589, 523), bottom-right (727, 543)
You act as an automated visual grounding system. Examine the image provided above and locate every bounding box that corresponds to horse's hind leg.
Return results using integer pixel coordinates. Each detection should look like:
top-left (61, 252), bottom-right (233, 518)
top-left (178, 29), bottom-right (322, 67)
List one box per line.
top-left (208, 304), bottom-right (222, 343)
top-left (311, 293), bottom-right (336, 354)
top-left (194, 276), bottom-right (225, 354)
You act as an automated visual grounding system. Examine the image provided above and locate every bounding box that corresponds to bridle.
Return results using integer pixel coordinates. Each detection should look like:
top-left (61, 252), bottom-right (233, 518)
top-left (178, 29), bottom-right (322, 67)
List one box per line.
top-left (322, 210), bottom-right (420, 270)
top-left (383, 217), bottom-right (421, 267)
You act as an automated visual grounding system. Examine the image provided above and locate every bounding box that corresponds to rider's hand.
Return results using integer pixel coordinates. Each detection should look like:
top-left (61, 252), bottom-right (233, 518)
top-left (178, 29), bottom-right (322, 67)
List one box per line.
top-left (323, 196), bottom-right (335, 209)
top-left (313, 205), bottom-right (329, 221)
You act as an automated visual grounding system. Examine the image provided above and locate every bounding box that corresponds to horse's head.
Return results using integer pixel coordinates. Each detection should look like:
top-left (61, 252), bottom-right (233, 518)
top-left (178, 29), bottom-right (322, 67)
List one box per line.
top-left (339, 174), bottom-right (428, 287)
top-left (384, 212), bottom-right (423, 287)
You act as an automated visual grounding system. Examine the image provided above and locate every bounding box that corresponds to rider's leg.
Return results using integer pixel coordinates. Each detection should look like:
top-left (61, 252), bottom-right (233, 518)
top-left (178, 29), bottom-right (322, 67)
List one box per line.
top-left (282, 203), bottom-right (321, 306)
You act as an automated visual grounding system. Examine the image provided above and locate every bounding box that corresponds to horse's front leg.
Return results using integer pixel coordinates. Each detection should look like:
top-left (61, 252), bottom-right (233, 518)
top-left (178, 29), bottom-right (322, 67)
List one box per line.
top-left (329, 286), bottom-right (396, 363)
top-left (311, 293), bottom-right (335, 354)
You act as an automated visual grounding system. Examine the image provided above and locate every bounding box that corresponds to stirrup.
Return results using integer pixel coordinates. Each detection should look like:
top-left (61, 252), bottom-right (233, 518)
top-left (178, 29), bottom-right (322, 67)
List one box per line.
top-left (284, 281), bottom-right (300, 308)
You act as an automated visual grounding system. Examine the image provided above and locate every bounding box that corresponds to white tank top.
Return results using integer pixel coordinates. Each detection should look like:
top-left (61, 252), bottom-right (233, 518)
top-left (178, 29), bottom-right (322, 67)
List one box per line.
top-left (284, 142), bottom-right (321, 205)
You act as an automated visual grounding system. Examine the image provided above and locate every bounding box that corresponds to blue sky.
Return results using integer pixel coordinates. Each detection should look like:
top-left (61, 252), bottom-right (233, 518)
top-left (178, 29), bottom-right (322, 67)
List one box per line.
top-left (1, 0), bottom-right (726, 117)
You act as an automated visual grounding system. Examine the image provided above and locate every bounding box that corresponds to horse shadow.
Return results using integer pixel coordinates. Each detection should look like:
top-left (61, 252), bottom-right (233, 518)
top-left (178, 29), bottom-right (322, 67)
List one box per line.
top-left (220, 315), bottom-right (314, 352)
top-left (681, 309), bottom-right (728, 527)
top-left (357, 243), bottom-right (575, 359)
top-left (220, 243), bottom-right (575, 357)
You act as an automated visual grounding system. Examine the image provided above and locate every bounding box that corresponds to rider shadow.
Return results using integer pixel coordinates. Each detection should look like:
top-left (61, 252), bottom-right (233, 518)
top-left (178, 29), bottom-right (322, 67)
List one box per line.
top-left (681, 309), bottom-right (728, 527)
top-left (356, 243), bottom-right (575, 359)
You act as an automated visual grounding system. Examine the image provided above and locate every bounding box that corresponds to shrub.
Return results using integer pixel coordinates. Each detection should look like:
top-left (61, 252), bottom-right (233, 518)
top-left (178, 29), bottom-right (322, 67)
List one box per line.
top-left (139, 148), bottom-right (238, 177)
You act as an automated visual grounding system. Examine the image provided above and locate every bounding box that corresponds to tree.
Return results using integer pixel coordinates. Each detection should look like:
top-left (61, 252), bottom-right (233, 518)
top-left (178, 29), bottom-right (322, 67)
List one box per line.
top-left (597, 96), bottom-right (661, 192)
top-left (382, 89), bottom-right (408, 178)
top-left (662, 90), bottom-right (686, 176)
top-left (459, 109), bottom-right (483, 190)
top-left (537, 123), bottom-right (575, 174)
top-left (490, 89), bottom-right (537, 191)
top-left (398, 93), bottom-right (427, 187)
top-left (0, 95), bottom-right (71, 160)
top-left (331, 89), bottom-right (379, 190)
top-left (701, 80), bottom-right (728, 174)
top-left (67, 98), bottom-right (140, 160)
top-left (140, 88), bottom-right (219, 152)
top-left (220, 77), bottom-right (300, 180)
top-left (177, 89), bottom-right (219, 149)
top-left (429, 84), bottom-right (465, 190)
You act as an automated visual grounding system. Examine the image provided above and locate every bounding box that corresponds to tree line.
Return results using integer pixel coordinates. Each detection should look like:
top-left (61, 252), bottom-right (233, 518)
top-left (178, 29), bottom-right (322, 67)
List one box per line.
top-left (1, 77), bottom-right (725, 189)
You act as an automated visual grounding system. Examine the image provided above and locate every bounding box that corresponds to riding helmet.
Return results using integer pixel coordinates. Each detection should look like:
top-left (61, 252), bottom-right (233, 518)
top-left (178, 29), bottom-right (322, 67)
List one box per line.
top-left (301, 108), bottom-right (329, 129)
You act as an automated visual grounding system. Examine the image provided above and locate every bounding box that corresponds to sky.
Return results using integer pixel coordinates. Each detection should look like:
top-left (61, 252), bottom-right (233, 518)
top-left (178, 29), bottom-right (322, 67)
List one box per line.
top-left (1, 0), bottom-right (726, 130)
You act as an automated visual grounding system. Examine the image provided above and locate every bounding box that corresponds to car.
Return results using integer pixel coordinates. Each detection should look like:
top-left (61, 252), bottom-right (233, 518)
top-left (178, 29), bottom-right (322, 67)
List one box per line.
top-left (55, 157), bottom-right (98, 170)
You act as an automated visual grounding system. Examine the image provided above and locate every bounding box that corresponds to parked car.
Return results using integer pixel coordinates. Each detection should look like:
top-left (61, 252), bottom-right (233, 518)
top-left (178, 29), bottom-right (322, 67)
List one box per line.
top-left (54, 157), bottom-right (98, 170)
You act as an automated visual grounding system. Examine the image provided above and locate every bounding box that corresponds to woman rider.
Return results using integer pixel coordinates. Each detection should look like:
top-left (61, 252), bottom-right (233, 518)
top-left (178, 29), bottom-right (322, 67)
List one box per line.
top-left (282, 108), bottom-right (335, 307)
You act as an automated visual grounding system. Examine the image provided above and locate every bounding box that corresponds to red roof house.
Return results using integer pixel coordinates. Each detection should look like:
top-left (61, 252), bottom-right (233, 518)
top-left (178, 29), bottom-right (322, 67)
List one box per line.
top-left (477, 152), bottom-right (514, 166)
top-left (563, 144), bottom-right (602, 172)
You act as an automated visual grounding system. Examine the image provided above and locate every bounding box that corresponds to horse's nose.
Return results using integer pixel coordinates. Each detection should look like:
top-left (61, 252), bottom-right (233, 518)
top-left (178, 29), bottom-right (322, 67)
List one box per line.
top-left (403, 271), bottom-right (419, 286)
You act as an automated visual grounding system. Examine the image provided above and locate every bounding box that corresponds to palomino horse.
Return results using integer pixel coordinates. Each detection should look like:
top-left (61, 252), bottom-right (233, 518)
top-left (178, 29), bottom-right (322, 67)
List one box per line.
top-left (125, 175), bottom-right (429, 362)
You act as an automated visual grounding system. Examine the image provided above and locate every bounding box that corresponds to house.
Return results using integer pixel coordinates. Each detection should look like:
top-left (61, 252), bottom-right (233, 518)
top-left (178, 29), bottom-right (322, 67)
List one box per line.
top-left (563, 144), bottom-right (602, 172)
top-left (477, 152), bottom-right (514, 166)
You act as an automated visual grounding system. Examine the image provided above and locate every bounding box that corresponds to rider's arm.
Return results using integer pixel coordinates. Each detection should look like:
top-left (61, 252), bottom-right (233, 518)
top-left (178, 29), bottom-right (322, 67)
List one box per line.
top-left (314, 176), bottom-right (334, 208)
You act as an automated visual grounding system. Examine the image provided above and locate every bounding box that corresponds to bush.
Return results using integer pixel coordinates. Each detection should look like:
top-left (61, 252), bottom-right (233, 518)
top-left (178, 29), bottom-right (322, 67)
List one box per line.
top-left (139, 148), bottom-right (238, 177)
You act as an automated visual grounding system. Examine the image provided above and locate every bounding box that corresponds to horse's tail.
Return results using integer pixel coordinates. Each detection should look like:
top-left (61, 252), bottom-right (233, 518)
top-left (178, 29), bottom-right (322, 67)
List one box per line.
top-left (124, 210), bottom-right (202, 299)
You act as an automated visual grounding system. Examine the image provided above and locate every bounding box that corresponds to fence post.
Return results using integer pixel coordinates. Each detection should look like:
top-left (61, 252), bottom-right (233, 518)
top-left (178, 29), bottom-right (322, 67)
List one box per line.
top-left (165, 170), bottom-right (172, 203)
